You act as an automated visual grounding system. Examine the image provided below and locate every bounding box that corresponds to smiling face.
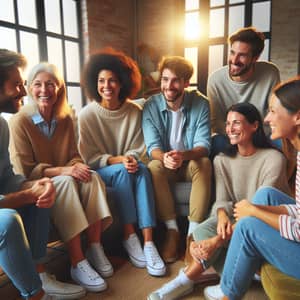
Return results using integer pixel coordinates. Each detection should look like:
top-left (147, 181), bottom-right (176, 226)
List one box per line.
top-left (226, 111), bottom-right (258, 147)
top-left (228, 41), bottom-right (258, 81)
top-left (0, 67), bottom-right (26, 113)
top-left (30, 71), bottom-right (58, 115)
top-left (264, 94), bottom-right (299, 141)
top-left (97, 69), bottom-right (121, 109)
top-left (160, 68), bottom-right (189, 108)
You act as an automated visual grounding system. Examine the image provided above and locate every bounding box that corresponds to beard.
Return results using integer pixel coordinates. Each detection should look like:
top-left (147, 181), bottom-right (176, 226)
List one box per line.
top-left (229, 61), bottom-right (254, 78)
top-left (0, 97), bottom-right (23, 113)
top-left (163, 88), bottom-right (184, 103)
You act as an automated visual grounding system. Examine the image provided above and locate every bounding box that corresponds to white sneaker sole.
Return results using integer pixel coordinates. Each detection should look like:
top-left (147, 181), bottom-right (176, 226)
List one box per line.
top-left (47, 289), bottom-right (86, 299)
top-left (147, 265), bottom-right (167, 277)
top-left (70, 274), bottom-right (108, 292)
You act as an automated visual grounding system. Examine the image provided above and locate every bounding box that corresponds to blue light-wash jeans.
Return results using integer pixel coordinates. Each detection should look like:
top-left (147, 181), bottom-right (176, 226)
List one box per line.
top-left (221, 187), bottom-right (300, 300)
top-left (97, 162), bottom-right (156, 228)
top-left (0, 207), bottom-right (50, 299)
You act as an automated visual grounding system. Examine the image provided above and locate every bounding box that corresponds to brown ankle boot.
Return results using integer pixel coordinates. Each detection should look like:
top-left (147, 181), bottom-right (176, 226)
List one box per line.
top-left (161, 229), bottom-right (180, 263)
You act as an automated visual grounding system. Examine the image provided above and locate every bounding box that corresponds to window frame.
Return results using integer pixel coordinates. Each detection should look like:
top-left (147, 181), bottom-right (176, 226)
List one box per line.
top-left (0, 0), bottom-right (84, 107)
top-left (184, 0), bottom-right (272, 94)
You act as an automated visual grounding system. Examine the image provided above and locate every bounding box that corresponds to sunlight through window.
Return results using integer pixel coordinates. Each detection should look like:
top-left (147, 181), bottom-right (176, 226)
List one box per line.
top-left (185, 12), bottom-right (200, 40)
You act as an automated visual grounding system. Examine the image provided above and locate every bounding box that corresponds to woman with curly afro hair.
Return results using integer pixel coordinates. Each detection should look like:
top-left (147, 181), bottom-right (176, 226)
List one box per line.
top-left (78, 48), bottom-right (166, 277)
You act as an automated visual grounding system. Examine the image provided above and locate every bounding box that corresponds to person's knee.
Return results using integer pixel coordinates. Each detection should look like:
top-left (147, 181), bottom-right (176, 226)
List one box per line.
top-left (55, 175), bottom-right (77, 187)
top-left (235, 216), bottom-right (259, 238)
top-left (148, 159), bottom-right (164, 173)
top-left (252, 186), bottom-right (277, 205)
top-left (0, 209), bottom-right (22, 237)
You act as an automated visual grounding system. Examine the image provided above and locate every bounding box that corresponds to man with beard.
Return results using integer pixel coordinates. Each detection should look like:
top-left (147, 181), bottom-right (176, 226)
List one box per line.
top-left (0, 49), bottom-right (85, 300)
top-left (208, 27), bottom-right (280, 141)
top-left (142, 56), bottom-right (212, 264)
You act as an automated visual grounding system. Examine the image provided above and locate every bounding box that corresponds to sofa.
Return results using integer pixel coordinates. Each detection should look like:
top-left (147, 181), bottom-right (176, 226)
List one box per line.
top-left (261, 263), bottom-right (300, 300)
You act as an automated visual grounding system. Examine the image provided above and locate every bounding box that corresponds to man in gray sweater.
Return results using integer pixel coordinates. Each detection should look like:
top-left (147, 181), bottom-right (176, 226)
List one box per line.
top-left (207, 27), bottom-right (280, 156)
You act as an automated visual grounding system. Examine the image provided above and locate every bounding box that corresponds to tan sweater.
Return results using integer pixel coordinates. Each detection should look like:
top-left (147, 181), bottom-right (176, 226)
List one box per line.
top-left (211, 148), bottom-right (290, 217)
top-left (9, 111), bottom-right (82, 180)
top-left (78, 100), bottom-right (145, 169)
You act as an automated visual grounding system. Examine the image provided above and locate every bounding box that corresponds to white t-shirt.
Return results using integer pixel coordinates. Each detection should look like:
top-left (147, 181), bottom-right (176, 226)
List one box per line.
top-left (169, 109), bottom-right (185, 150)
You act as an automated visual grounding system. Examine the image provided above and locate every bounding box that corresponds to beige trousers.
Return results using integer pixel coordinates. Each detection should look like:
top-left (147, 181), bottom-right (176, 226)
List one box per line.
top-left (148, 157), bottom-right (212, 222)
top-left (51, 173), bottom-right (112, 242)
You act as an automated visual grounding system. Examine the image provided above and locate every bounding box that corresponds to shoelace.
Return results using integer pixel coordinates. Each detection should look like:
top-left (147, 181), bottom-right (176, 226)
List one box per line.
top-left (144, 245), bottom-right (161, 265)
top-left (127, 235), bottom-right (144, 255)
top-left (78, 260), bottom-right (100, 280)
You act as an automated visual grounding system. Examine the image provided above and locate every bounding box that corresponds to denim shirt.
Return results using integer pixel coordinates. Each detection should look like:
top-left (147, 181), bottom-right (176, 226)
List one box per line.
top-left (32, 113), bottom-right (57, 138)
top-left (142, 90), bottom-right (211, 158)
top-left (0, 116), bottom-right (25, 197)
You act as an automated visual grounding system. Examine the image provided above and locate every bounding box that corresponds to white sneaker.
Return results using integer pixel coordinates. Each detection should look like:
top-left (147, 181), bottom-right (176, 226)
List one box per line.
top-left (203, 284), bottom-right (225, 300)
top-left (144, 242), bottom-right (166, 276)
top-left (147, 269), bottom-right (193, 300)
top-left (86, 244), bottom-right (114, 278)
top-left (39, 272), bottom-right (86, 299)
top-left (70, 259), bottom-right (107, 292)
top-left (41, 294), bottom-right (57, 300)
top-left (123, 233), bottom-right (146, 268)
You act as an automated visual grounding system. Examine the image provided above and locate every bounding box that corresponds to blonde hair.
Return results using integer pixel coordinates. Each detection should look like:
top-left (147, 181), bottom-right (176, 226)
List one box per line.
top-left (27, 62), bottom-right (70, 119)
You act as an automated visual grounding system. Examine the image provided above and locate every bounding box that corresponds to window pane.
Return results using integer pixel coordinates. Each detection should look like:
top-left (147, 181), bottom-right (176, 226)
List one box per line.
top-left (0, 27), bottom-right (17, 50)
top-left (185, 0), bottom-right (199, 10)
top-left (259, 39), bottom-right (269, 61)
top-left (184, 47), bottom-right (198, 84)
top-left (17, 0), bottom-right (37, 28)
top-left (210, 0), bottom-right (225, 7)
top-left (63, 0), bottom-right (78, 38)
top-left (209, 44), bottom-right (224, 75)
top-left (209, 8), bottom-right (224, 38)
top-left (252, 1), bottom-right (271, 32)
top-left (47, 37), bottom-right (64, 75)
top-left (229, 0), bottom-right (244, 4)
top-left (20, 31), bottom-right (39, 76)
top-left (67, 86), bottom-right (82, 115)
top-left (0, 0), bottom-right (15, 22)
top-left (229, 5), bottom-right (245, 35)
top-left (65, 41), bottom-right (80, 82)
top-left (44, 0), bottom-right (61, 34)
top-left (185, 12), bottom-right (200, 40)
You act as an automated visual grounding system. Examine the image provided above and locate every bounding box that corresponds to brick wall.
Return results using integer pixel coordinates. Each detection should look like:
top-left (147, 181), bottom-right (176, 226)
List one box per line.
top-left (271, 0), bottom-right (300, 80)
top-left (81, 0), bottom-right (299, 81)
top-left (83, 0), bottom-right (135, 57)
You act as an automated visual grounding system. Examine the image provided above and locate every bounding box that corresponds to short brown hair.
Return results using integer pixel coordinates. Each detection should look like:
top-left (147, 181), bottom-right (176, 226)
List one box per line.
top-left (229, 27), bottom-right (265, 58)
top-left (0, 49), bottom-right (27, 88)
top-left (158, 56), bottom-right (193, 82)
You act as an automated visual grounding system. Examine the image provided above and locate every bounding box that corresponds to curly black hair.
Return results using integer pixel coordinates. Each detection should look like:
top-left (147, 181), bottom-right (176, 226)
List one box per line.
top-left (81, 48), bottom-right (141, 103)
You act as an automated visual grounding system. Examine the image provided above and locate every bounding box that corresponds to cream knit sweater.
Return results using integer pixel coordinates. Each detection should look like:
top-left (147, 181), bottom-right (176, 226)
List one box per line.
top-left (78, 100), bottom-right (145, 169)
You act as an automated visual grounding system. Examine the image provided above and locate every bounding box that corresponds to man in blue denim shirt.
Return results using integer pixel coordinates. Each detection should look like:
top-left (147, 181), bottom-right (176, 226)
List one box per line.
top-left (142, 56), bottom-right (212, 263)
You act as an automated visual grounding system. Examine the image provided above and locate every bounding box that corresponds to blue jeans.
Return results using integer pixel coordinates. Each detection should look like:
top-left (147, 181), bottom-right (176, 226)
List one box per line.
top-left (221, 187), bottom-right (300, 300)
top-left (17, 204), bottom-right (50, 261)
top-left (0, 209), bottom-right (44, 299)
top-left (97, 162), bottom-right (156, 228)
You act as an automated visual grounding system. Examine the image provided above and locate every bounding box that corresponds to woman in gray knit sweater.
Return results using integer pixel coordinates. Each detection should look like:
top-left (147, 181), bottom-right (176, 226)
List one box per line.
top-left (148, 102), bottom-right (290, 300)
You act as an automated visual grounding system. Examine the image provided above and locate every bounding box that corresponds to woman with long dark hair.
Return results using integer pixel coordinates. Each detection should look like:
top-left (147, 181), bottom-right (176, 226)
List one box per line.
top-left (204, 77), bottom-right (300, 300)
top-left (148, 102), bottom-right (290, 300)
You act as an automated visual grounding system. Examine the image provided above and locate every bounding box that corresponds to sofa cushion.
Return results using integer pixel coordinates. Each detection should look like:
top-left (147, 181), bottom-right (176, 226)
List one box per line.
top-left (261, 263), bottom-right (300, 300)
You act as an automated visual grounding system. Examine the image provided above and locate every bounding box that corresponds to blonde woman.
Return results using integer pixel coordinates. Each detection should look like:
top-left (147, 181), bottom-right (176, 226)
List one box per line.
top-left (9, 62), bottom-right (113, 294)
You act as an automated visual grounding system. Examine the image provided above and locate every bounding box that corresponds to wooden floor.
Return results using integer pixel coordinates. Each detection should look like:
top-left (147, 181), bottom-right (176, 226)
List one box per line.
top-left (80, 258), bottom-right (268, 300)
top-left (1, 225), bottom-right (269, 300)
